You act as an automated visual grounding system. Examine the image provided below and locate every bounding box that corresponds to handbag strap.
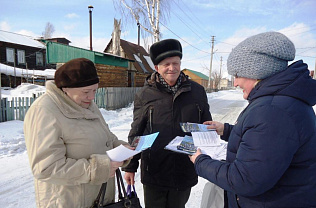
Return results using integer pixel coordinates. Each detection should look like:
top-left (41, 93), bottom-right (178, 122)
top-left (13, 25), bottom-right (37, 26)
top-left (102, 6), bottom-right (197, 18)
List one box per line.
top-left (115, 169), bottom-right (129, 200)
top-left (126, 185), bottom-right (137, 197)
top-left (116, 169), bottom-right (133, 208)
top-left (92, 169), bottom-right (130, 208)
top-left (90, 183), bottom-right (107, 208)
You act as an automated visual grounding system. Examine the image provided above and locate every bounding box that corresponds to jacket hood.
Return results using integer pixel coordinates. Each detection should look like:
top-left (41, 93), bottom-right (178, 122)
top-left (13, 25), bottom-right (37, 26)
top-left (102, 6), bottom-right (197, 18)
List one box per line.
top-left (248, 60), bottom-right (316, 106)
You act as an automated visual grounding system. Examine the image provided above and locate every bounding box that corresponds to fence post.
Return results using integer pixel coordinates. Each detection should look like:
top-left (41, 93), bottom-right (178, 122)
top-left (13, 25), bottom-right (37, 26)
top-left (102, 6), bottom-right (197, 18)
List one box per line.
top-left (0, 98), bottom-right (2, 122)
top-left (0, 98), bottom-right (7, 122)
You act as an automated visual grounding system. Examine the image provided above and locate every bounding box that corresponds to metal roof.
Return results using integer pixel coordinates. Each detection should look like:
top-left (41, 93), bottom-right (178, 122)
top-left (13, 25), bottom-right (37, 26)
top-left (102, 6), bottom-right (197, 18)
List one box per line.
top-left (45, 41), bottom-right (130, 67)
top-left (104, 39), bottom-right (155, 74)
top-left (0, 30), bottom-right (45, 49)
top-left (183, 68), bottom-right (209, 80)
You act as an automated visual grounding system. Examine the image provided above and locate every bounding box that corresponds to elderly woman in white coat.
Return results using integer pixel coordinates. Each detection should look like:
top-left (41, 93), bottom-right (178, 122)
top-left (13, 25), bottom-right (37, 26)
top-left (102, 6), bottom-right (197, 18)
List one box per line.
top-left (24, 58), bottom-right (131, 208)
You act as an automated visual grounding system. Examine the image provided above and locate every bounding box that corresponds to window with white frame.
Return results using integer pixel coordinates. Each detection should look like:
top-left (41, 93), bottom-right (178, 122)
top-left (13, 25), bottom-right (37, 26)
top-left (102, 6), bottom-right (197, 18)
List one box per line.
top-left (17, 50), bottom-right (25, 64)
top-left (36, 52), bottom-right (43, 66)
top-left (6, 48), bottom-right (15, 63)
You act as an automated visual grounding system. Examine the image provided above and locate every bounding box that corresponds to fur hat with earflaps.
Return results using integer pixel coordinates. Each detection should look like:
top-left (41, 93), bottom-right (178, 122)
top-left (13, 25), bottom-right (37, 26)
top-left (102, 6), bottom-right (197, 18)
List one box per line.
top-left (150, 39), bottom-right (183, 65)
top-left (55, 58), bottom-right (99, 88)
top-left (227, 32), bottom-right (296, 80)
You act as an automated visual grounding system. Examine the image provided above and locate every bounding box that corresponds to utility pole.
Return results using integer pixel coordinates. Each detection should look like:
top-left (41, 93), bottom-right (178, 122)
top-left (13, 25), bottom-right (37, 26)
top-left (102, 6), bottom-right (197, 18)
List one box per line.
top-left (219, 56), bottom-right (223, 89)
top-left (207, 36), bottom-right (215, 90)
top-left (137, 21), bottom-right (140, 46)
top-left (88, 5), bottom-right (93, 51)
top-left (219, 56), bottom-right (223, 77)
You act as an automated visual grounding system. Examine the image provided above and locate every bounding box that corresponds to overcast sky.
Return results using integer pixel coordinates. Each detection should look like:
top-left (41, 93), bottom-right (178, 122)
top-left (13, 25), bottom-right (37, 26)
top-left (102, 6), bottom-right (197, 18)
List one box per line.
top-left (1, 0), bottom-right (316, 78)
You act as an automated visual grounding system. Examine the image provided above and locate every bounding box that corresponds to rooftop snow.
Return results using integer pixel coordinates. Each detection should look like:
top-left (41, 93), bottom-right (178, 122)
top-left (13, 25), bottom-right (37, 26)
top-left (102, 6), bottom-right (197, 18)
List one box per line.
top-left (0, 30), bottom-right (45, 49)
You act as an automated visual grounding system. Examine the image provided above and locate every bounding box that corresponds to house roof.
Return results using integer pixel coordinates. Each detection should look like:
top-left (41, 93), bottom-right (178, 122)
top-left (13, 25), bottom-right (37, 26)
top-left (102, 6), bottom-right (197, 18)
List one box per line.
top-left (183, 68), bottom-right (209, 80)
top-left (44, 37), bottom-right (71, 45)
top-left (45, 41), bottom-right (130, 67)
top-left (104, 39), bottom-right (155, 74)
top-left (0, 30), bottom-right (45, 49)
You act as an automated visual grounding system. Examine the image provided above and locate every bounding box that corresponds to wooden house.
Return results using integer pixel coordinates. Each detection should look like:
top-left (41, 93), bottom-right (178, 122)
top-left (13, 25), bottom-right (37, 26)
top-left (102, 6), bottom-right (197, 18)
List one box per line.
top-left (45, 41), bottom-right (132, 88)
top-left (0, 30), bottom-right (54, 87)
top-left (1, 29), bottom-right (146, 89)
top-left (182, 68), bottom-right (210, 89)
top-left (43, 37), bottom-right (71, 45)
top-left (104, 38), bottom-right (155, 87)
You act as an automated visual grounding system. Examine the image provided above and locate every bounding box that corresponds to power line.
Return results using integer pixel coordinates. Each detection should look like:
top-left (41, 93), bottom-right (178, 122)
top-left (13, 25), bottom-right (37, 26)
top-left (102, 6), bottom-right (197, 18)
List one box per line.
top-left (130, 1), bottom-right (215, 57)
top-left (159, 22), bottom-right (211, 54)
top-left (130, 1), bottom-right (316, 67)
top-left (171, 7), bottom-right (209, 45)
top-left (177, 1), bottom-right (212, 37)
top-left (281, 23), bottom-right (316, 33)
top-left (296, 46), bottom-right (316, 49)
top-left (216, 41), bottom-right (237, 46)
top-left (296, 55), bottom-right (316, 58)
top-left (172, 0), bottom-right (210, 44)
top-left (184, 54), bottom-right (210, 62)
top-left (289, 27), bottom-right (316, 38)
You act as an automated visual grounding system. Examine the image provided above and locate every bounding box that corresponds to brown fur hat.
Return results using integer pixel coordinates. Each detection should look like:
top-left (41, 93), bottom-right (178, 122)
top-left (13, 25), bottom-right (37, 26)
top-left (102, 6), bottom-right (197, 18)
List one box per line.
top-left (55, 58), bottom-right (99, 88)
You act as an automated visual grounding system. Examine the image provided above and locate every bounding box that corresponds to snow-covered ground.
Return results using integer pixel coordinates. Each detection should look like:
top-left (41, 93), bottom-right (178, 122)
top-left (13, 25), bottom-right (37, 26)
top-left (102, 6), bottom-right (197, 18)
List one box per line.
top-left (1, 84), bottom-right (314, 207)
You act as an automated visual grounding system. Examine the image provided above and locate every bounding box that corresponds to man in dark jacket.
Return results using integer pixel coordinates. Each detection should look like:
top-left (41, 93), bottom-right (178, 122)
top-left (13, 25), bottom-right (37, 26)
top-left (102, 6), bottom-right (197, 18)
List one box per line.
top-left (190, 32), bottom-right (316, 208)
top-left (123, 39), bottom-right (212, 208)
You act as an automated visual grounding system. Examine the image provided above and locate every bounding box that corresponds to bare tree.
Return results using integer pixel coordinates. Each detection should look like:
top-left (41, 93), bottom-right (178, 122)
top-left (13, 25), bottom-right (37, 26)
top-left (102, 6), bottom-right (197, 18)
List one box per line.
top-left (212, 70), bottom-right (222, 91)
top-left (202, 63), bottom-right (223, 91)
top-left (112, 0), bottom-right (172, 43)
top-left (42, 22), bottom-right (55, 39)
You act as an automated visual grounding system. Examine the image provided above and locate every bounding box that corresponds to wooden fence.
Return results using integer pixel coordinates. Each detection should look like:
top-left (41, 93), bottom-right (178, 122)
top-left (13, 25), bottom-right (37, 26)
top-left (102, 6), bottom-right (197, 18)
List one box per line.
top-left (0, 93), bottom-right (43, 122)
top-left (94, 87), bottom-right (141, 110)
top-left (0, 87), bottom-right (141, 122)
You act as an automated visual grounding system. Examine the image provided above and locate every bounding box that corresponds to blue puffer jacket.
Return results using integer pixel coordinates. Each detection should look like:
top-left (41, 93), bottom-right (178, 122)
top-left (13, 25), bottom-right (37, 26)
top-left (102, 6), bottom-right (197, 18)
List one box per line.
top-left (195, 60), bottom-right (316, 208)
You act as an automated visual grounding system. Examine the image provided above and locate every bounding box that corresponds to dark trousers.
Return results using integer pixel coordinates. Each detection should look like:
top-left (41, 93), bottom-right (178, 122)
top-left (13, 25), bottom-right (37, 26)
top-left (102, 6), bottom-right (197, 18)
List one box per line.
top-left (143, 185), bottom-right (191, 208)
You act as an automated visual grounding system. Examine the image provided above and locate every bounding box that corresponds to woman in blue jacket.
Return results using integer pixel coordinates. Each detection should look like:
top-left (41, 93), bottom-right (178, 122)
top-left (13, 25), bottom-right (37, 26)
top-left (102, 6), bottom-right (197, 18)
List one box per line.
top-left (190, 32), bottom-right (316, 208)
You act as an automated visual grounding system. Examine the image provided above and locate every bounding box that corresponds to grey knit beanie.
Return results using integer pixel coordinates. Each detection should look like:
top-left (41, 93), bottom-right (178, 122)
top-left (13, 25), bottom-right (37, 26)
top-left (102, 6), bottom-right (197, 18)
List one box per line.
top-left (227, 32), bottom-right (296, 79)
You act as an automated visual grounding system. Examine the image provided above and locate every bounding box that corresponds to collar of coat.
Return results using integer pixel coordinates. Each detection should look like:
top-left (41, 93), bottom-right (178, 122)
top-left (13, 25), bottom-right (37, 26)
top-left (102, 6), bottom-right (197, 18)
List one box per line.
top-left (157, 73), bottom-right (184, 94)
top-left (146, 72), bottom-right (192, 99)
top-left (148, 71), bottom-right (189, 87)
top-left (45, 80), bottom-right (100, 120)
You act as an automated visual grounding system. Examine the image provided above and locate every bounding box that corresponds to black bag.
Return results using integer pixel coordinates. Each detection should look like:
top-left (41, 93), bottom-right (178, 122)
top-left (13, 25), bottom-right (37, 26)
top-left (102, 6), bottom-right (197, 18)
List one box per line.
top-left (91, 169), bottom-right (142, 208)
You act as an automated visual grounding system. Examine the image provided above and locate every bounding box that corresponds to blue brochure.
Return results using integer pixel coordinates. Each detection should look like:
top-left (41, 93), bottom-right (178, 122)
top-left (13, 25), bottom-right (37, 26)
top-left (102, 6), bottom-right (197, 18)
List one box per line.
top-left (132, 132), bottom-right (159, 151)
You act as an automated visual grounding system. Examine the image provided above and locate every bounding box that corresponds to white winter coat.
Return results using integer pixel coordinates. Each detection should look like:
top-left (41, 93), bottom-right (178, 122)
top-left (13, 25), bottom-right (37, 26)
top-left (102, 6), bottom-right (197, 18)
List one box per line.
top-left (24, 81), bottom-right (129, 208)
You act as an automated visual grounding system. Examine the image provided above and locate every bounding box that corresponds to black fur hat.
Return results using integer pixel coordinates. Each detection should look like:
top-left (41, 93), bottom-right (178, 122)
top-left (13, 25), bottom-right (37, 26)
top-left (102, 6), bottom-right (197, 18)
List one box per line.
top-left (55, 58), bottom-right (99, 88)
top-left (150, 39), bottom-right (182, 65)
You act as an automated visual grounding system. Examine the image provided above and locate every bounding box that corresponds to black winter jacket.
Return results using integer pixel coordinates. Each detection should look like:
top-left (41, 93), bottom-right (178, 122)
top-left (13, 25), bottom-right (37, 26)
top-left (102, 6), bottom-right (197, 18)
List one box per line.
top-left (123, 72), bottom-right (212, 190)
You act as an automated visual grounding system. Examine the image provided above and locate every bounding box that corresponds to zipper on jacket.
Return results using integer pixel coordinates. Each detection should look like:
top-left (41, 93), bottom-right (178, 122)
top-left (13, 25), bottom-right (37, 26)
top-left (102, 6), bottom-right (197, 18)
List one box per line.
top-left (196, 103), bottom-right (202, 123)
top-left (146, 152), bottom-right (150, 171)
top-left (149, 106), bottom-right (154, 133)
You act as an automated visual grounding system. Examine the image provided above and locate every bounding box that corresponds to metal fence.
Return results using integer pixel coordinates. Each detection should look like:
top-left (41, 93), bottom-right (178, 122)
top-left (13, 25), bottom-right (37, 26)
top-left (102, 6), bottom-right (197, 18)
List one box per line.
top-left (0, 87), bottom-right (141, 122)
